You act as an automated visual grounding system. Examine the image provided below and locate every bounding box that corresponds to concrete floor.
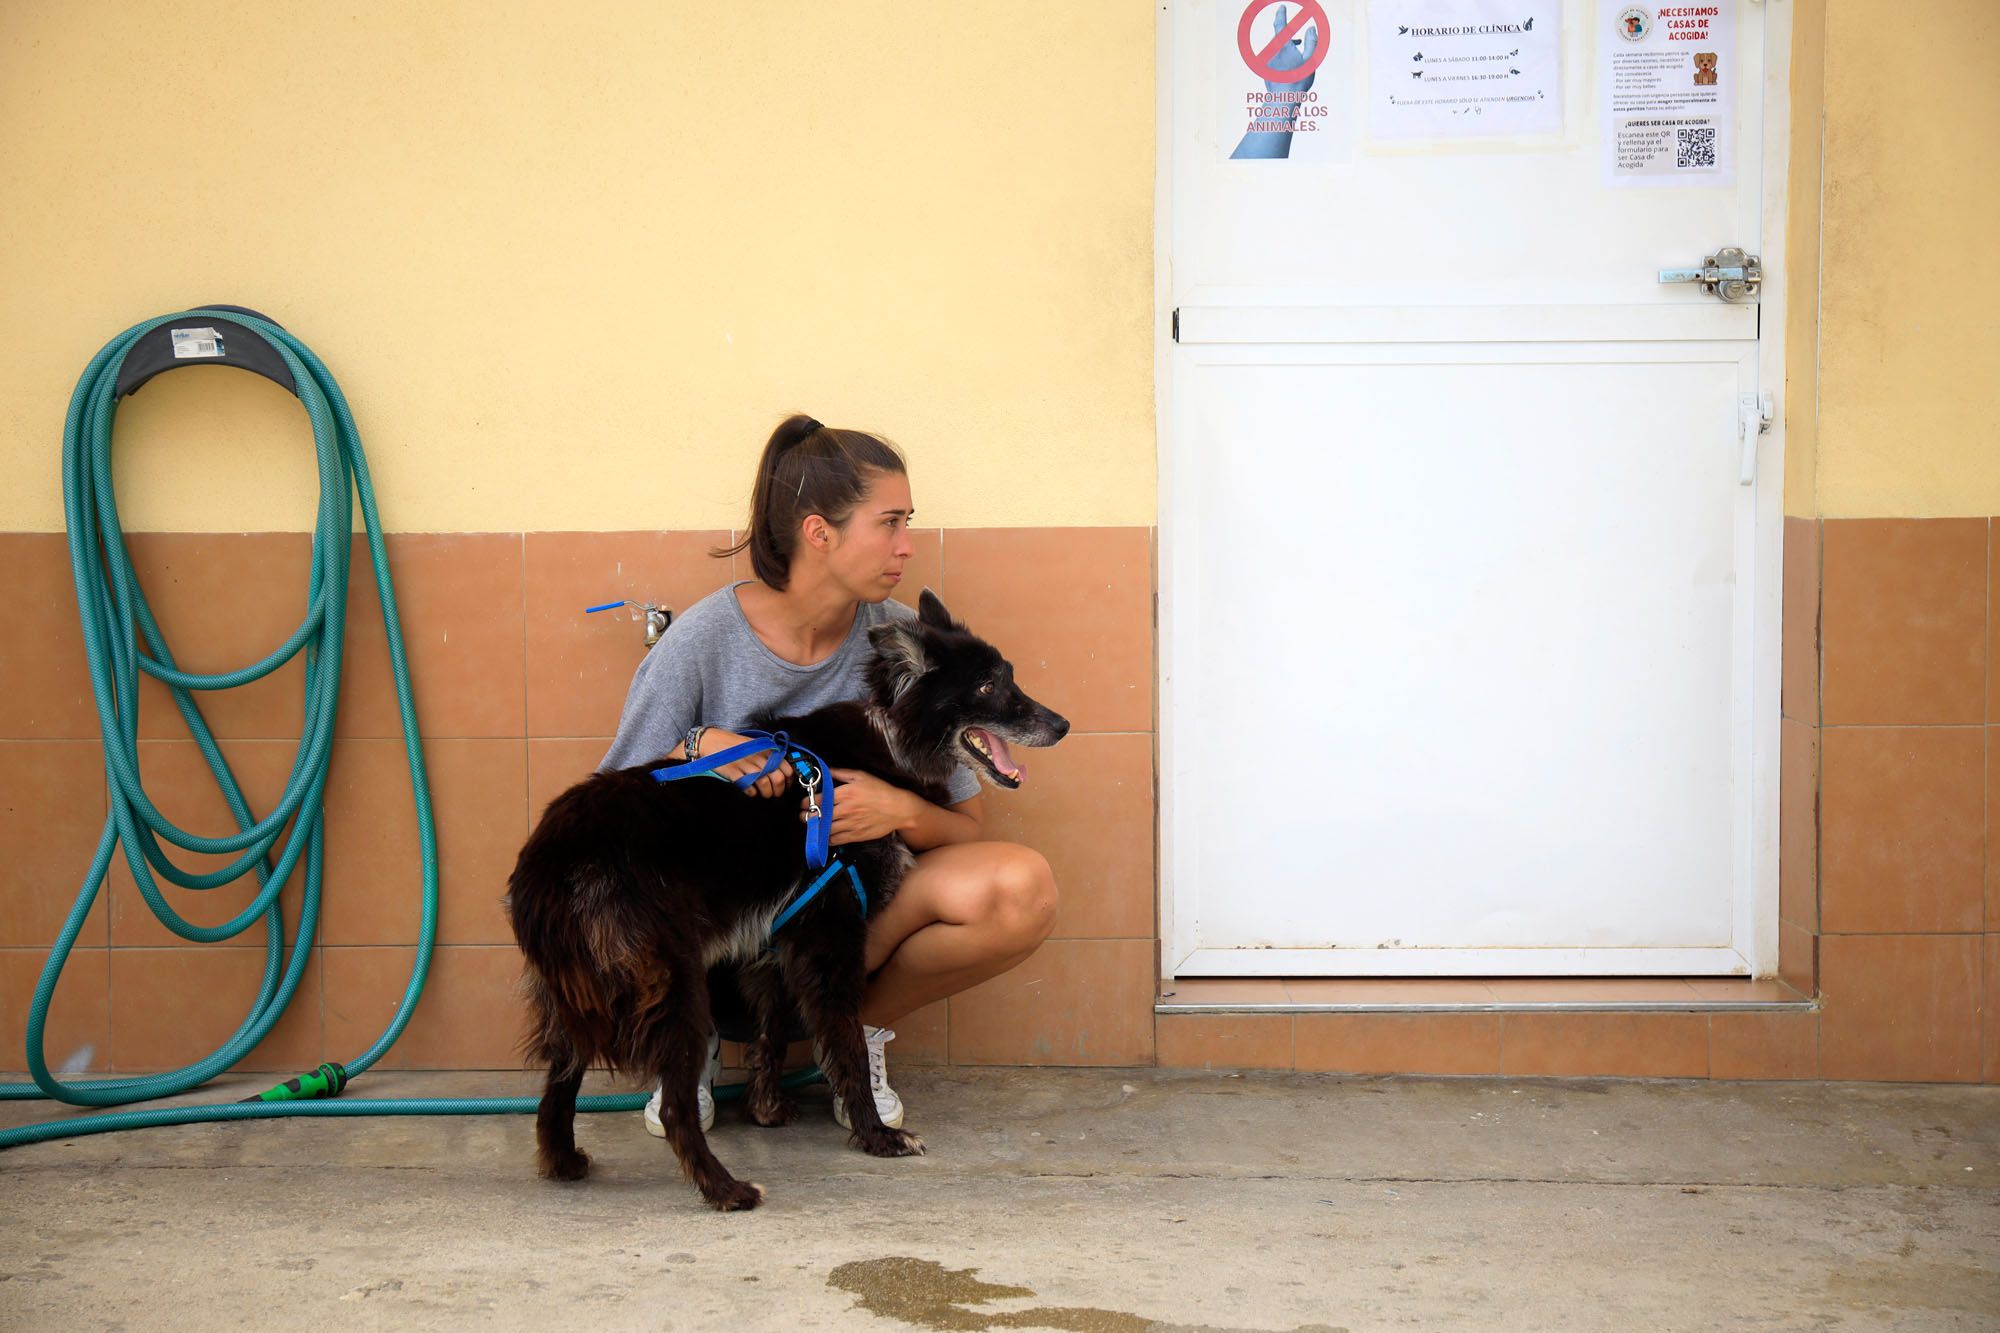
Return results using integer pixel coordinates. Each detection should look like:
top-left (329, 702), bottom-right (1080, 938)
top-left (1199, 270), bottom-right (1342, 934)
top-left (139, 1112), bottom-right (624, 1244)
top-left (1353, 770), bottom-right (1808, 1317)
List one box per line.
top-left (1, 1068), bottom-right (1995, 1331)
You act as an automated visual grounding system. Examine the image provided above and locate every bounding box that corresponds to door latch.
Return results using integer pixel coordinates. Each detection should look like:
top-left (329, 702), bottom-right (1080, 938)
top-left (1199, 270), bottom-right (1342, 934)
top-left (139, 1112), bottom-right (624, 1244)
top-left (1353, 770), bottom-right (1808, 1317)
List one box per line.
top-left (1737, 391), bottom-right (1772, 486)
top-left (1660, 247), bottom-right (1762, 303)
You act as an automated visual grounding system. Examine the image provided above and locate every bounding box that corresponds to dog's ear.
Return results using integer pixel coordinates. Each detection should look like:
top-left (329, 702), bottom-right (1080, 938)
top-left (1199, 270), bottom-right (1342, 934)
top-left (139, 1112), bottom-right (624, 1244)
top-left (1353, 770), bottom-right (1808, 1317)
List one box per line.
top-left (916, 588), bottom-right (959, 631)
top-left (868, 621), bottom-right (928, 700)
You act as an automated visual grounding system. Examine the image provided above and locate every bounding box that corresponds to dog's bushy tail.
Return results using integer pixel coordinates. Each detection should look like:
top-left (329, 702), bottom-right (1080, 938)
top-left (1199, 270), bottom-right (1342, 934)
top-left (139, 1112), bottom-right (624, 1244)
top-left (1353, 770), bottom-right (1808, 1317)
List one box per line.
top-left (511, 867), bottom-right (675, 1077)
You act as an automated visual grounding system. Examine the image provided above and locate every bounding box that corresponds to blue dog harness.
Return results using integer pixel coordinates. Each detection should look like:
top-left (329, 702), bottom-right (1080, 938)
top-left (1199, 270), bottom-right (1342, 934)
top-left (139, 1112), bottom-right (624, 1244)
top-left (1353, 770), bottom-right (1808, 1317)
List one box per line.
top-left (649, 730), bottom-right (869, 938)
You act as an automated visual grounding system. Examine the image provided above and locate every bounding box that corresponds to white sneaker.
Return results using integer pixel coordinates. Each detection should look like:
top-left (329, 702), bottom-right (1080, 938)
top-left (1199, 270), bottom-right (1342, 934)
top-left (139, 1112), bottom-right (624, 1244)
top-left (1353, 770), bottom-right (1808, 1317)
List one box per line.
top-left (819, 1025), bottom-right (904, 1130)
top-left (644, 1032), bottom-right (721, 1137)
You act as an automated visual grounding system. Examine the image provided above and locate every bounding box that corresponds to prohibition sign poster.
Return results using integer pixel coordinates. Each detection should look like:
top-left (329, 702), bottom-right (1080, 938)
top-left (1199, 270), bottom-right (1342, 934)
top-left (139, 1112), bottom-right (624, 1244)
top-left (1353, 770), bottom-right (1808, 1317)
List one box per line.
top-left (1219, 0), bottom-right (1355, 163)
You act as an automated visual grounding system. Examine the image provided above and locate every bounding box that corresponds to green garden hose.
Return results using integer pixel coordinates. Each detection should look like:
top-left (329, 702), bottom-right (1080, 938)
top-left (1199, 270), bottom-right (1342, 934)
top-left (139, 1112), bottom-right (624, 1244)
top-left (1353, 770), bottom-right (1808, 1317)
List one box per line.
top-left (0, 309), bottom-right (805, 1151)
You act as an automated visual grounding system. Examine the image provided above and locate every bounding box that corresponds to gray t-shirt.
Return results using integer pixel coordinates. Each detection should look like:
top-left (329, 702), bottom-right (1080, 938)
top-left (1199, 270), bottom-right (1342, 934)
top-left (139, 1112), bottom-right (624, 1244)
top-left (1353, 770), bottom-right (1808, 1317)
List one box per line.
top-left (598, 583), bottom-right (981, 805)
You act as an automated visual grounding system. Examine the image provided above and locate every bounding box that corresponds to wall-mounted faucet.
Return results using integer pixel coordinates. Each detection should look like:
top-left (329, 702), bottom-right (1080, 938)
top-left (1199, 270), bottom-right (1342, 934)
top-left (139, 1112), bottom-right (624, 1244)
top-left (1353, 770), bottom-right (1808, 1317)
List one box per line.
top-left (584, 599), bottom-right (672, 647)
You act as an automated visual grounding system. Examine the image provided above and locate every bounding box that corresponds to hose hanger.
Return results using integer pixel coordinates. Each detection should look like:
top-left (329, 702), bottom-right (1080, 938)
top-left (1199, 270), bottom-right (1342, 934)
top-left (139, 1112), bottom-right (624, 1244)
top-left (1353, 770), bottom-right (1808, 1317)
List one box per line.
top-left (111, 304), bottom-right (299, 401)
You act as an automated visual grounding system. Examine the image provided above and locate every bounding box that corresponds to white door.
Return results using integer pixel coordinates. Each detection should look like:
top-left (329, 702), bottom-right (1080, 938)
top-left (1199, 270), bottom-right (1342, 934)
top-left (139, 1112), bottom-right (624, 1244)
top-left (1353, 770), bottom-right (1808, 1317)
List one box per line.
top-left (1159, 0), bottom-right (1790, 977)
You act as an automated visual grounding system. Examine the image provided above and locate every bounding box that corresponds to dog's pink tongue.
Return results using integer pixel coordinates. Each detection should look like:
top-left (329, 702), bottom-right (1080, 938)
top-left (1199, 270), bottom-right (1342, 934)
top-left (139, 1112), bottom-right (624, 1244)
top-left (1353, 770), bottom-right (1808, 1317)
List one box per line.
top-left (972, 728), bottom-right (1024, 781)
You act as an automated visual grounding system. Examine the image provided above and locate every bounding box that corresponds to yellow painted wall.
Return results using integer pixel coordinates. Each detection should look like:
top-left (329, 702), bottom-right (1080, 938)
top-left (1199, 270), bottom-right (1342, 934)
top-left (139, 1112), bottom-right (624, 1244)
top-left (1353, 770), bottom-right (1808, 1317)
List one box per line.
top-left (1803, 0), bottom-right (2000, 518)
top-left (15, 3), bottom-right (1990, 532)
top-left (0, 3), bottom-right (1157, 533)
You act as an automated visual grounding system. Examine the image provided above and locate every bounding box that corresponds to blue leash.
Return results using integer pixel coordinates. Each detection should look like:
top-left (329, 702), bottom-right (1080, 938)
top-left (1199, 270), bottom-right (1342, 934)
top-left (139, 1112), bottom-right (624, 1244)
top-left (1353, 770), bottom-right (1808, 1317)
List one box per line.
top-left (649, 731), bottom-right (867, 933)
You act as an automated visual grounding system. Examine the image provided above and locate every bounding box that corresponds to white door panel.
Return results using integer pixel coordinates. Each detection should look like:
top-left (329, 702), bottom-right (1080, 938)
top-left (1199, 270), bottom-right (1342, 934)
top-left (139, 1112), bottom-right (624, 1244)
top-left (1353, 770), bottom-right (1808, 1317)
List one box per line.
top-left (1160, 0), bottom-right (1784, 976)
top-left (1181, 348), bottom-right (1749, 958)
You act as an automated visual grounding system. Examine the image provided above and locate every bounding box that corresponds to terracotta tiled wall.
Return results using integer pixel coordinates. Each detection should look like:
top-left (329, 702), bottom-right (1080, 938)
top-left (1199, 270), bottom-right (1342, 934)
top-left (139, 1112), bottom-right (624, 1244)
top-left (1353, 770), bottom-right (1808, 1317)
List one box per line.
top-left (1809, 518), bottom-right (1997, 1083)
top-left (7, 522), bottom-right (1994, 1083)
top-left (0, 528), bottom-right (1157, 1076)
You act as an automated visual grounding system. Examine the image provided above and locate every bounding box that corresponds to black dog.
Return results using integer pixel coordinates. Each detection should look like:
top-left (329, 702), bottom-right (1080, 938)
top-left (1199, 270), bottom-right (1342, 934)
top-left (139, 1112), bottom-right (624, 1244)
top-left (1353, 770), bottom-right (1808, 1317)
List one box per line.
top-left (504, 590), bottom-right (1069, 1210)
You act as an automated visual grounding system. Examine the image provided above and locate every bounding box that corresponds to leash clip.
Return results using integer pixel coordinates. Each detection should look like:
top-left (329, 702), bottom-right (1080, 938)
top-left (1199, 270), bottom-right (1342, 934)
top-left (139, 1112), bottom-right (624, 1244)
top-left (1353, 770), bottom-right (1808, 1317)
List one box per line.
top-left (795, 751), bottom-right (823, 814)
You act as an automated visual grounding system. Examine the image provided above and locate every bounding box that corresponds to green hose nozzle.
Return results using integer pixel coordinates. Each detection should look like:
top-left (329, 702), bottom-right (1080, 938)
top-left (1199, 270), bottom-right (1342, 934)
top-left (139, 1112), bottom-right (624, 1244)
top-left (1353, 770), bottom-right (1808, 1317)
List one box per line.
top-left (242, 1062), bottom-right (350, 1103)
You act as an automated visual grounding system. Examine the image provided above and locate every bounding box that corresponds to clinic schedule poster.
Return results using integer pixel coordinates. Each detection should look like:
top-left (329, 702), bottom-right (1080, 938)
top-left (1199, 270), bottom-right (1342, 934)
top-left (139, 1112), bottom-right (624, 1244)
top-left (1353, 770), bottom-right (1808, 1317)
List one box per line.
top-left (1367, 0), bottom-right (1564, 140)
top-left (1600, 0), bottom-right (1737, 186)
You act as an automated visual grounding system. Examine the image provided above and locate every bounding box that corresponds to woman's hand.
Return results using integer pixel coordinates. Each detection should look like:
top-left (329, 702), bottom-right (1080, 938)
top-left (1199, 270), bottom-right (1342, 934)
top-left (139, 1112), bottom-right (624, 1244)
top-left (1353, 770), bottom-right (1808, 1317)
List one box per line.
top-left (698, 729), bottom-right (793, 798)
top-left (820, 768), bottom-right (921, 845)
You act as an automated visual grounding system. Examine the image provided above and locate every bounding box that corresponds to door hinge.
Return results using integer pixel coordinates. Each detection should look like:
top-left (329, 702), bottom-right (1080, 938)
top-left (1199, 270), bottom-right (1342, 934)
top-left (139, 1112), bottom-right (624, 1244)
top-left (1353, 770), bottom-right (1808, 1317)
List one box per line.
top-left (1737, 391), bottom-right (1772, 486)
top-left (1171, 308), bottom-right (1180, 342)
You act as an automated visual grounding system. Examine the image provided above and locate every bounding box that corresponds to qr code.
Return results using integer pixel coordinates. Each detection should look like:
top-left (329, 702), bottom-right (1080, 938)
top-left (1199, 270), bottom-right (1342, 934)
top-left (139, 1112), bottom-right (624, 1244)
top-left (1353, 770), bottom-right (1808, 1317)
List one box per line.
top-left (1676, 126), bottom-right (1717, 168)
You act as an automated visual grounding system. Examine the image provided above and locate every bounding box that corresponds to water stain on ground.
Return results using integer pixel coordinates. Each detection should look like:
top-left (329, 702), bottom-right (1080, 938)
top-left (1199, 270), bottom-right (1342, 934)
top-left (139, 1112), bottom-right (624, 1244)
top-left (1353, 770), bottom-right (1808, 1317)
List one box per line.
top-left (827, 1256), bottom-right (1345, 1333)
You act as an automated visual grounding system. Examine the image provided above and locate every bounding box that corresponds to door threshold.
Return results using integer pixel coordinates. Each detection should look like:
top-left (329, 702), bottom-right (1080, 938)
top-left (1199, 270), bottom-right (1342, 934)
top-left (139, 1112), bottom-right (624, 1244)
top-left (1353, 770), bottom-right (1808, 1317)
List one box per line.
top-left (1156, 977), bottom-right (1815, 1014)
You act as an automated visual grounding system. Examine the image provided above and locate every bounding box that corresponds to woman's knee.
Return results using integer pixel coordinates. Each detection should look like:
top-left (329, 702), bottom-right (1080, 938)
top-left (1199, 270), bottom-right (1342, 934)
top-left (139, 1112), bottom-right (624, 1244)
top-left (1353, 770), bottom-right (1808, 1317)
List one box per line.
top-left (982, 844), bottom-right (1058, 947)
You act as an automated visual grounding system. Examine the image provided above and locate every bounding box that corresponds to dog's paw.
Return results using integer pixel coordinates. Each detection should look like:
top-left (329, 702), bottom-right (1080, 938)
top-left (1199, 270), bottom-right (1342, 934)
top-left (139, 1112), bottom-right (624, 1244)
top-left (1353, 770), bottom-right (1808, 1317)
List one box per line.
top-left (854, 1127), bottom-right (926, 1158)
top-left (748, 1095), bottom-right (798, 1128)
top-left (704, 1180), bottom-right (766, 1212)
top-left (538, 1147), bottom-right (591, 1182)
